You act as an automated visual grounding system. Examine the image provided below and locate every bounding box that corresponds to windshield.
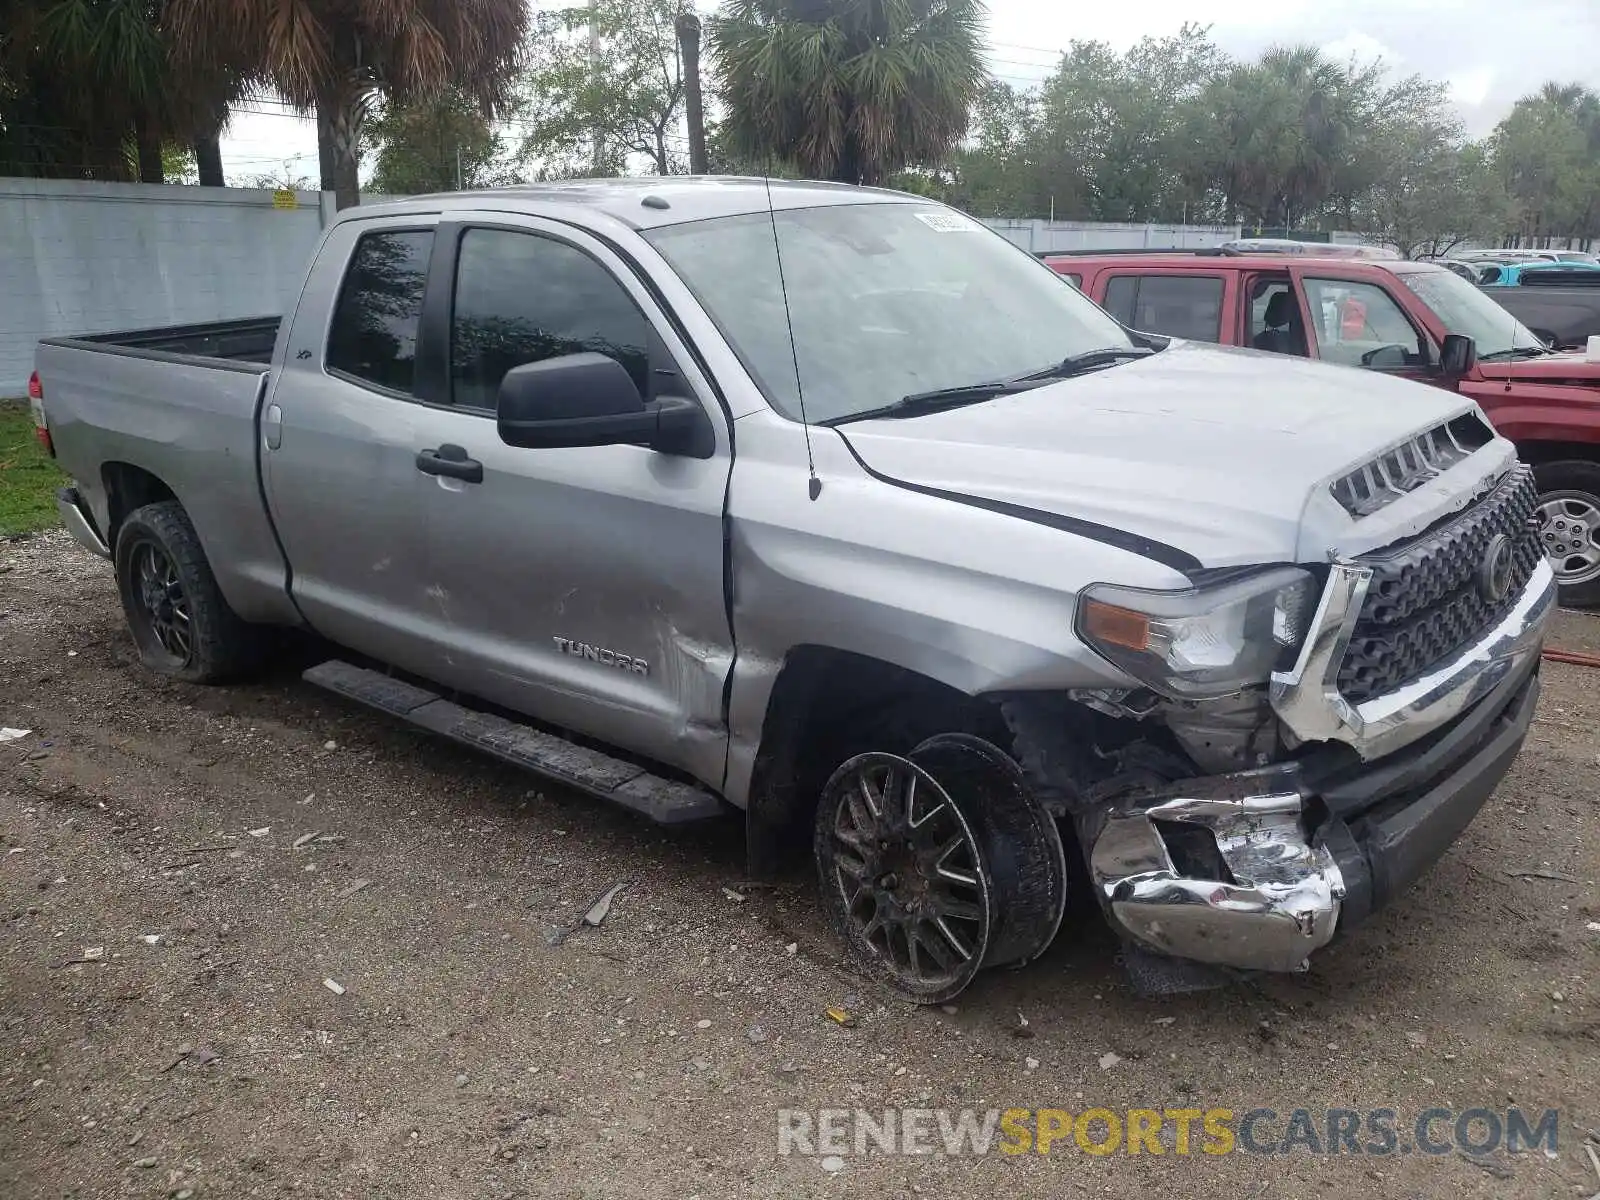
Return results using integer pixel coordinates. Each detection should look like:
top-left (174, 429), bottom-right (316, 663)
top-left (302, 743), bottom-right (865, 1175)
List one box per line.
top-left (643, 203), bottom-right (1136, 423)
top-left (1396, 268), bottom-right (1544, 358)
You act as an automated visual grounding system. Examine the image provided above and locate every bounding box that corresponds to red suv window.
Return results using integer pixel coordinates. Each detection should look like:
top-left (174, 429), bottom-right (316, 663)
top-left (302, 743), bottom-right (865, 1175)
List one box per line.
top-left (1102, 274), bottom-right (1225, 342)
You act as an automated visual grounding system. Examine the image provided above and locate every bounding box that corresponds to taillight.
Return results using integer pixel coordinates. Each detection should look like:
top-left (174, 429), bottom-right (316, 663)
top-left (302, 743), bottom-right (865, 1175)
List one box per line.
top-left (27, 370), bottom-right (52, 455)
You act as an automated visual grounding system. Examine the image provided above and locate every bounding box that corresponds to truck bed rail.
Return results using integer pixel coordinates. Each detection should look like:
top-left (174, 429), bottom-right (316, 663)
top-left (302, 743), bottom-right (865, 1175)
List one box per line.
top-left (41, 316), bottom-right (281, 368)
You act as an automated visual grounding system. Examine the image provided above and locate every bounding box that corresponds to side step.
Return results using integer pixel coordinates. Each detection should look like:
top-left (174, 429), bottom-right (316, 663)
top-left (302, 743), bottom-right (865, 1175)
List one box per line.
top-left (303, 661), bottom-right (725, 825)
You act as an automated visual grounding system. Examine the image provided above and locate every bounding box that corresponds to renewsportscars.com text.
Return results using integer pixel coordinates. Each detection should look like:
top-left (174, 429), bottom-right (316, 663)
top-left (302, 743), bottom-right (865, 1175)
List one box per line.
top-left (776, 1106), bottom-right (1559, 1158)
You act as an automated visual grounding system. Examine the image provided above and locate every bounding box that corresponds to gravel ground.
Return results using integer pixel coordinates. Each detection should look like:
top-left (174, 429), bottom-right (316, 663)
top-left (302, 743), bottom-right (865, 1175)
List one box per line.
top-left (1, 530), bottom-right (1597, 1199)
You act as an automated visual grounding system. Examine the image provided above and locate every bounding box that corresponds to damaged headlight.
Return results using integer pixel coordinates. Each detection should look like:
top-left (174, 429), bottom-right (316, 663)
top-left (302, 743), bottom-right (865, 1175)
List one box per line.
top-left (1076, 567), bottom-right (1315, 699)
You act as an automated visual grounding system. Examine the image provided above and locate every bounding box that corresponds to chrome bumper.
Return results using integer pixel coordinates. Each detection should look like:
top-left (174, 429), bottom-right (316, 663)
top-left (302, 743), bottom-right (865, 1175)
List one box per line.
top-left (57, 487), bottom-right (110, 558)
top-left (1089, 773), bottom-right (1342, 973)
top-left (1268, 557), bottom-right (1556, 761)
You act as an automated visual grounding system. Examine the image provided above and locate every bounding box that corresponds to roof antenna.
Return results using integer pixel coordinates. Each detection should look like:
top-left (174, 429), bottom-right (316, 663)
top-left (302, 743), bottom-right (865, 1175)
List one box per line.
top-left (1502, 285), bottom-right (1520, 393)
top-left (763, 172), bottom-right (821, 500)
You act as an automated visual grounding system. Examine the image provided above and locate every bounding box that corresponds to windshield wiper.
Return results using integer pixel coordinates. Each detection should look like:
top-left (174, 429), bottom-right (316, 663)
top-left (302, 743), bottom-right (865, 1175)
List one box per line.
top-left (820, 345), bottom-right (1158, 427)
top-left (1017, 346), bottom-right (1157, 381)
top-left (820, 379), bottom-right (1046, 426)
top-left (1479, 345), bottom-right (1552, 362)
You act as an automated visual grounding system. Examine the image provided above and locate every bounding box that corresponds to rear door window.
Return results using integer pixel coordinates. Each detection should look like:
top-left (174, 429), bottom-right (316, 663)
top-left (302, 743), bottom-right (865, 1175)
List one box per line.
top-left (1099, 274), bottom-right (1224, 342)
top-left (325, 230), bottom-right (435, 395)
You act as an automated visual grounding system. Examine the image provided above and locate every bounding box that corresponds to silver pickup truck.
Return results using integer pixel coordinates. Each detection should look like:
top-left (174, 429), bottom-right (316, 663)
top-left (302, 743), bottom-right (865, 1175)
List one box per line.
top-left (32, 179), bottom-right (1554, 1003)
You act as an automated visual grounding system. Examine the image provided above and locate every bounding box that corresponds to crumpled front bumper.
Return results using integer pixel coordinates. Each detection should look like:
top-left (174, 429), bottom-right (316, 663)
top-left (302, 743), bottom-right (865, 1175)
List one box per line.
top-left (1089, 774), bottom-right (1344, 973)
top-left (1088, 562), bottom-right (1550, 975)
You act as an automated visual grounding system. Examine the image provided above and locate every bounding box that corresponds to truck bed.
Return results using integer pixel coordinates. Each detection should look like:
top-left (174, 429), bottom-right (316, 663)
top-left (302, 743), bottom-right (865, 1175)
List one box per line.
top-left (35, 318), bottom-right (296, 627)
top-left (1481, 286), bottom-right (1600, 350)
top-left (59, 316), bottom-right (281, 365)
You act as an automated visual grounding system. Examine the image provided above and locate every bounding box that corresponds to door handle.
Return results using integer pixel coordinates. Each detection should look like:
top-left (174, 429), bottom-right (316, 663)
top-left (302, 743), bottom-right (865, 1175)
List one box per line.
top-left (416, 444), bottom-right (484, 484)
top-left (263, 403), bottom-right (283, 450)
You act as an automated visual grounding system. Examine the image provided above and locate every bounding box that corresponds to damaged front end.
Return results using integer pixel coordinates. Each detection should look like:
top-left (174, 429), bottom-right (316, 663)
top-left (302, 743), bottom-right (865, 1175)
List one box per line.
top-left (1007, 467), bottom-right (1556, 986)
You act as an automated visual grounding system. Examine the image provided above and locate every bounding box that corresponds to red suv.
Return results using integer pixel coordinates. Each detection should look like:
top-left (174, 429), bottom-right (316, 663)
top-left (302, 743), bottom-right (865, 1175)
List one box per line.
top-left (1048, 251), bottom-right (1600, 606)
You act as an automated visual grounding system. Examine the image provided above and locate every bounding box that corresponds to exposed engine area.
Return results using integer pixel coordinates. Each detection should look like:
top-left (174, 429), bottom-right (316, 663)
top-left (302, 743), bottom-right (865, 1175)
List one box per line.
top-left (1158, 688), bottom-right (1287, 775)
top-left (1051, 685), bottom-right (1289, 779)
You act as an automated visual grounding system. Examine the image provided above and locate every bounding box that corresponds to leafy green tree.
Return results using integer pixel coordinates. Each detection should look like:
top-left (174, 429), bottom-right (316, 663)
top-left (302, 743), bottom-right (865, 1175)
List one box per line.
top-left (161, 143), bottom-right (199, 184)
top-left (517, 0), bottom-right (687, 177)
top-left (1027, 25), bottom-right (1222, 223)
top-left (710, 0), bottom-right (987, 186)
top-left (939, 81), bottom-right (1046, 216)
top-left (1488, 83), bottom-right (1600, 247)
top-left (250, 162), bottom-right (314, 191)
top-left (368, 89), bottom-right (513, 194)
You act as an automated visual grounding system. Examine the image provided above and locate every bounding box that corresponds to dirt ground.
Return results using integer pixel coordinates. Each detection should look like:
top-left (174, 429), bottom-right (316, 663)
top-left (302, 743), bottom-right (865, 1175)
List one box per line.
top-left (1, 530), bottom-right (1597, 1200)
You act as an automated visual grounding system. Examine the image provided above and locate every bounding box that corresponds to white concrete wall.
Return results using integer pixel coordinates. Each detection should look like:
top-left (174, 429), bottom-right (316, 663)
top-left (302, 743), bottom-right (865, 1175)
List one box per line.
top-left (979, 218), bottom-right (1241, 254)
top-left (0, 180), bottom-right (334, 395)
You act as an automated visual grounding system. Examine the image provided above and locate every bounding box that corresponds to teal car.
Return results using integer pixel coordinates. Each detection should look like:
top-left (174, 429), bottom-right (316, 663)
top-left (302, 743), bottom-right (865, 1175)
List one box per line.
top-left (1478, 260), bottom-right (1600, 286)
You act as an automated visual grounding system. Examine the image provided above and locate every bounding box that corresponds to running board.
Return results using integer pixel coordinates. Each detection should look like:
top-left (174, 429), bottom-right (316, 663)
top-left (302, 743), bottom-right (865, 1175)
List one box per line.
top-left (303, 660), bottom-right (725, 825)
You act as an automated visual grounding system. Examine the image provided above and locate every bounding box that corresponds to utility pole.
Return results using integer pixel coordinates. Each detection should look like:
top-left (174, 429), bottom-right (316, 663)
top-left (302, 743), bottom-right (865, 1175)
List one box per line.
top-left (676, 10), bottom-right (708, 175)
top-left (589, 0), bottom-right (605, 174)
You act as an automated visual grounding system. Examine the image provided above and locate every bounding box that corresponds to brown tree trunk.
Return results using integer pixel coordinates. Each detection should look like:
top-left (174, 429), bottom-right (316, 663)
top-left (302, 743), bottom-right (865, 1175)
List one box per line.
top-left (675, 13), bottom-right (708, 175)
top-left (135, 119), bottom-right (164, 184)
top-left (832, 132), bottom-right (862, 185)
top-left (194, 133), bottom-right (225, 187)
top-left (317, 106), bottom-right (338, 193)
top-left (321, 91), bottom-right (363, 209)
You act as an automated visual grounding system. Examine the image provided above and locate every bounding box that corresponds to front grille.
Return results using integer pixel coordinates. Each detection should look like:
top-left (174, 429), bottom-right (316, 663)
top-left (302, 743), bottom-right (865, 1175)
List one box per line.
top-left (1337, 466), bottom-right (1541, 704)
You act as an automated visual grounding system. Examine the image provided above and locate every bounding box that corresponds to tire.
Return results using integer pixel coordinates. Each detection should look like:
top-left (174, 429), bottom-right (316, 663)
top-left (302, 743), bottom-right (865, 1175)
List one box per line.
top-left (113, 501), bottom-right (268, 683)
top-left (813, 736), bottom-right (1068, 1005)
top-left (1532, 460), bottom-right (1600, 608)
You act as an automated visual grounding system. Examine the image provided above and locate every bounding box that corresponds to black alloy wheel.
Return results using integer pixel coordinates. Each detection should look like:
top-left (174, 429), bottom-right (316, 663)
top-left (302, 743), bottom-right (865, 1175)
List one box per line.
top-left (817, 753), bottom-right (992, 1004)
top-left (126, 538), bottom-right (193, 668)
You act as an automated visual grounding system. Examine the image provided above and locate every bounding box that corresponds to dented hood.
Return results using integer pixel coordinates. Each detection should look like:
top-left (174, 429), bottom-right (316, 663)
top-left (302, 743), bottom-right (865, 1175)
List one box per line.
top-left (835, 341), bottom-right (1477, 569)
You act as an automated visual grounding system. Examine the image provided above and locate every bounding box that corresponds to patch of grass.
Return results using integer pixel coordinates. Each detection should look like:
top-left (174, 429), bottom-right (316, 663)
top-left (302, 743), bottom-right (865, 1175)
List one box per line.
top-left (0, 398), bottom-right (66, 537)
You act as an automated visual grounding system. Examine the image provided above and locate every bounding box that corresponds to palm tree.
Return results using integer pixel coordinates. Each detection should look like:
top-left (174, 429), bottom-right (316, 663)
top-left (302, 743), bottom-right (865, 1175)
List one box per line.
top-left (0, 0), bottom-right (237, 183)
top-left (166, 0), bottom-right (527, 209)
top-left (1204, 45), bottom-right (1355, 228)
top-left (709, 0), bottom-right (987, 186)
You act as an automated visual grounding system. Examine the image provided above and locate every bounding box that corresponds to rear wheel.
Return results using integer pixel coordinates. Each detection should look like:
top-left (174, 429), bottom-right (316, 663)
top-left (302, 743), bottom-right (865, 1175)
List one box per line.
top-left (1533, 461), bottom-right (1600, 608)
top-left (114, 501), bottom-right (268, 683)
top-left (814, 735), bottom-right (1067, 1004)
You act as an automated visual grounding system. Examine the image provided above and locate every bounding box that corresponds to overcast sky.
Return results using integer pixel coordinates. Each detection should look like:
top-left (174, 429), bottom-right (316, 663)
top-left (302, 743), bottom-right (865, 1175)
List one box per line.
top-left (219, 0), bottom-right (1600, 186)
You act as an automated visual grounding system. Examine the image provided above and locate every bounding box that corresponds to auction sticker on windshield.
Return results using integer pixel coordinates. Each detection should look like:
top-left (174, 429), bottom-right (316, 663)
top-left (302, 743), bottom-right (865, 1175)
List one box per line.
top-left (915, 211), bottom-right (980, 232)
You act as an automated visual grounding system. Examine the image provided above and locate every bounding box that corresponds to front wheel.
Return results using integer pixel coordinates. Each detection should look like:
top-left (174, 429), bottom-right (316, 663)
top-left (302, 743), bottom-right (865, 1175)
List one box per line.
top-left (1533, 461), bottom-right (1600, 608)
top-left (114, 501), bottom-right (268, 683)
top-left (814, 735), bottom-right (1067, 1004)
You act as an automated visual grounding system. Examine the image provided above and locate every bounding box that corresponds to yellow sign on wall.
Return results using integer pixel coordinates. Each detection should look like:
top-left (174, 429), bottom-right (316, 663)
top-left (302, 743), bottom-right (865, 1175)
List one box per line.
top-left (272, 188), bottom-right (298, 210)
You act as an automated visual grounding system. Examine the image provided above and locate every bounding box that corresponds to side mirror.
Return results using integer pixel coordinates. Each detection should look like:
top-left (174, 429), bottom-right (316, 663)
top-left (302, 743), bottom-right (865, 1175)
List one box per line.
top-left (1440, 333), bottom-right (1477, 378)
top-left (496, 352), bottom-right (706, 456)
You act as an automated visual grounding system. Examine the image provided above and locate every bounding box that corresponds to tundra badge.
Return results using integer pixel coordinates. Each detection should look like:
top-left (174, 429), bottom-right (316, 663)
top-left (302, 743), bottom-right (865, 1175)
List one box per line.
top-left (553, 637), bottom-right (649, 676)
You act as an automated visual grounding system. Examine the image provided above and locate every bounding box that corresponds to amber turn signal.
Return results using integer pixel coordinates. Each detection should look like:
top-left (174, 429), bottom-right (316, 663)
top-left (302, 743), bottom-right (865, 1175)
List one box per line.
top-left (1082, 600), bottom-right (1151, 651)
